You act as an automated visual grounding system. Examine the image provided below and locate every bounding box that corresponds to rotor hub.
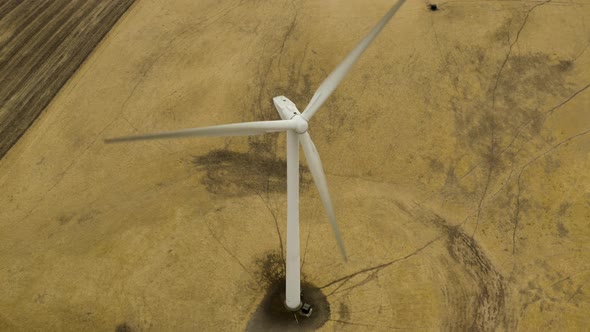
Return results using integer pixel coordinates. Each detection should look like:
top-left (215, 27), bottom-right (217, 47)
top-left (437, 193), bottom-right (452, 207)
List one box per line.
top-left (291, 115), bottom-right (308, 134)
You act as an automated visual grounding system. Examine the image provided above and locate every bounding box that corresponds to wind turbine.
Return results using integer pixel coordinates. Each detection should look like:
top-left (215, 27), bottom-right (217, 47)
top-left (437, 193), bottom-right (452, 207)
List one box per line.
top-left (106, 0), bottom-right (407, 314)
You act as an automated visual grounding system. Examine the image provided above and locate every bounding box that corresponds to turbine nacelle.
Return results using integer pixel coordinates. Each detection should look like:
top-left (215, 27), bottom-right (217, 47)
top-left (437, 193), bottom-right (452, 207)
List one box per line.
top-left (273, 96), bottom-right (308, 133)
top-left (272, 95), bottom-right (299, 120)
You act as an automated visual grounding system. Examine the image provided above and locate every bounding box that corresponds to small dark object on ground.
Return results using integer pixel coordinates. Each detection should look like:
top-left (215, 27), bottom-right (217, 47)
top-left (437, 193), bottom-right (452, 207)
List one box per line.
top-left (299, 303), bottom-right (313, 317)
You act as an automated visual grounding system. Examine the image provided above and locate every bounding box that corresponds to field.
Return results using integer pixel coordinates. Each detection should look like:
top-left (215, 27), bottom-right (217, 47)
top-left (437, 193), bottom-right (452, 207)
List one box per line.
top-left (0, 0), bottom-right (589, 331)
top-left (0, 0), bottom-right (134, 158)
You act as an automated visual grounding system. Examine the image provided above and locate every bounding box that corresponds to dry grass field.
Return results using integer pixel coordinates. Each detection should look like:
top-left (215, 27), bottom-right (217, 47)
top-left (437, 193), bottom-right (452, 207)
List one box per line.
top-left (0, 0), bottom-right (134, 158)
top-left (0, 0), bottom-right (589, 331)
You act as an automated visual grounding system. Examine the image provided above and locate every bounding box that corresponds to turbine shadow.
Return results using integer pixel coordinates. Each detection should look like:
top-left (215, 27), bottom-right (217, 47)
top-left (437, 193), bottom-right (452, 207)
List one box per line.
top-left (192, 149), bottom-right (311, 197)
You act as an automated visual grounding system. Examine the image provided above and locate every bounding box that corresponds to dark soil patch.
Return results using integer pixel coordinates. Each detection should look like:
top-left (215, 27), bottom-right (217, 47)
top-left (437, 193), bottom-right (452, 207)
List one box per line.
top-left (246, 251), bottom-right (330, 331)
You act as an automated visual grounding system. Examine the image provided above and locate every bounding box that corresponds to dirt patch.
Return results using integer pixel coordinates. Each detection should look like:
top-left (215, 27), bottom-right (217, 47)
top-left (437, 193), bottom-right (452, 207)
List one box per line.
top-left (246, 251), bottom-right (330, 331)
top-left (115, 322), bottom-right (133, 332)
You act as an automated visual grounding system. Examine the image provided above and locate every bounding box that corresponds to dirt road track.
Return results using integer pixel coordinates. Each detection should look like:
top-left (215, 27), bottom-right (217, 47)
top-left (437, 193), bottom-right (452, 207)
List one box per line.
top-left (0, 0), bottom-right (134, 159)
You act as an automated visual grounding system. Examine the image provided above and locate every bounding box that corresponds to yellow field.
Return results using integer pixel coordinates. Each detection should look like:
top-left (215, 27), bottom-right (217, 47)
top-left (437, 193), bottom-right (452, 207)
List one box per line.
top-left (0, 1), bottom-right (589, 331)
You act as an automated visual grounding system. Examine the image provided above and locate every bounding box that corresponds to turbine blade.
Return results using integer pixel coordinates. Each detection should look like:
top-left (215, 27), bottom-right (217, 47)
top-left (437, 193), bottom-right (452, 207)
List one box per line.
top-left (300, 132), bottom-right (347, 261)
top-left (301, 0), bottom-right (407, 121)
top-left (105, 120), bottom-right (298, 143)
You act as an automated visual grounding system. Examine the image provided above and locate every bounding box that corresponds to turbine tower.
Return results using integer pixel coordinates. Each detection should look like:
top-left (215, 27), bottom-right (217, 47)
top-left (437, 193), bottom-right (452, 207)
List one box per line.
top-left (106, 0), bottom-right (407, 315)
